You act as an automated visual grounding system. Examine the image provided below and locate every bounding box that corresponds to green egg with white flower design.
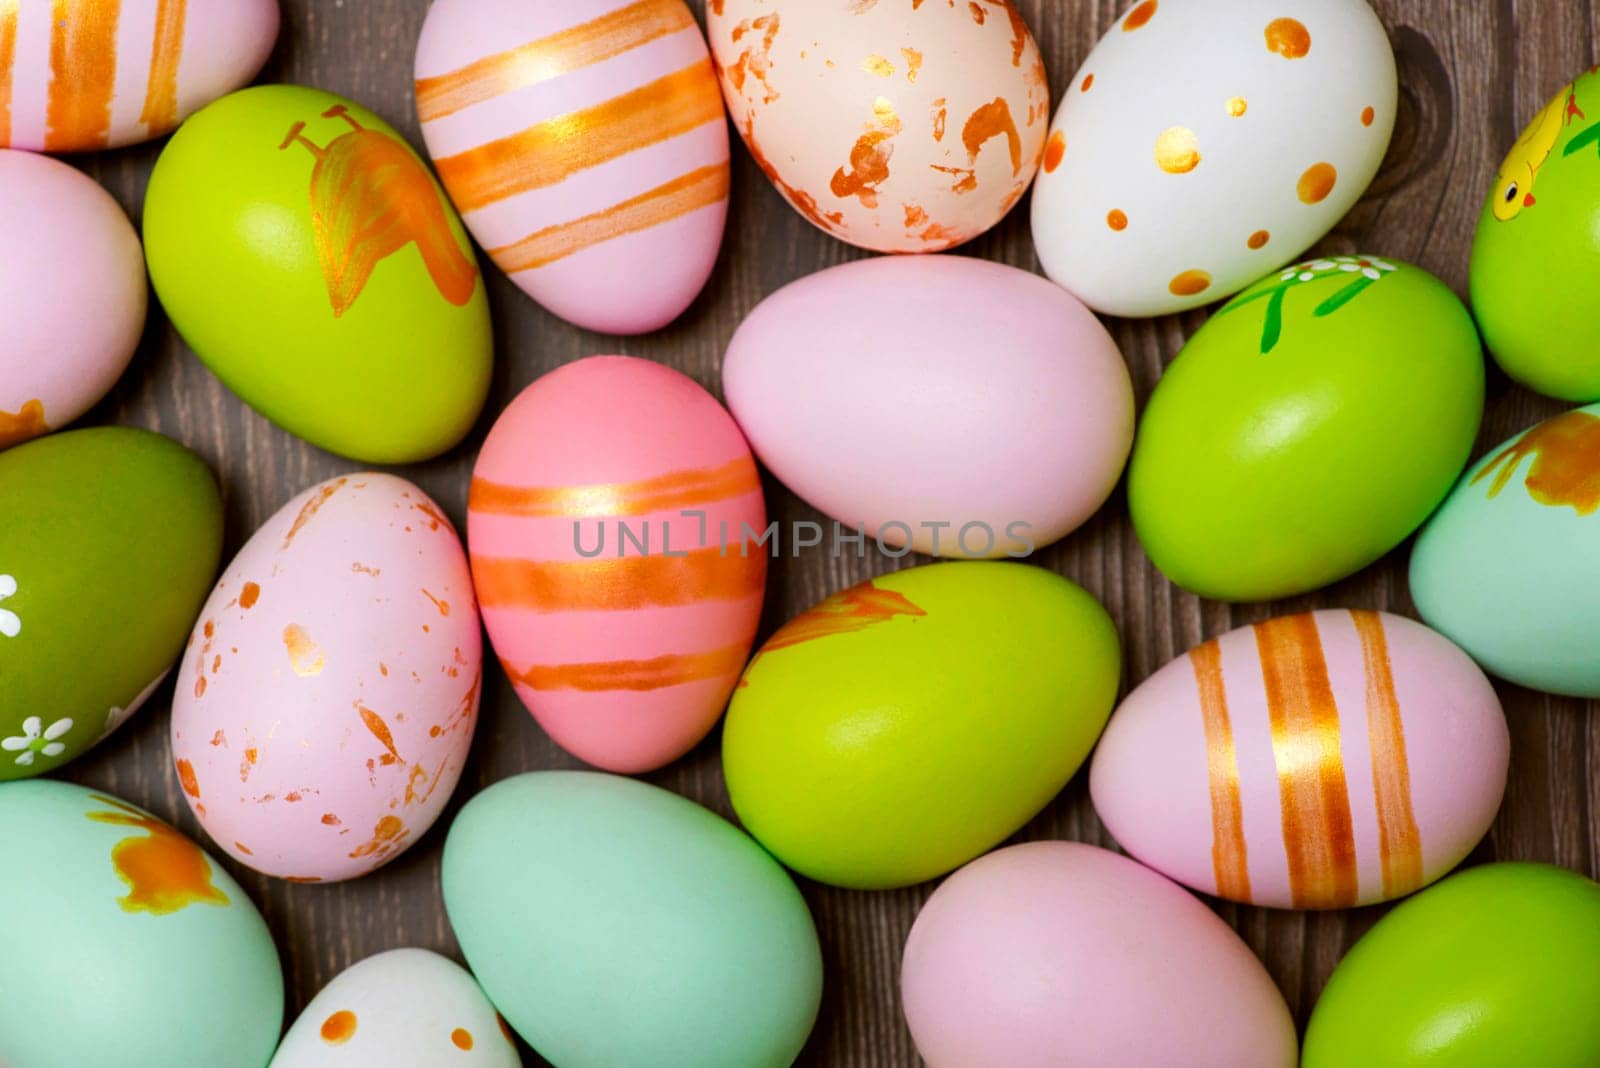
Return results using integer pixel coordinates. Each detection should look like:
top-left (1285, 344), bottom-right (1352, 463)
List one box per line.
top-left (0, 427), bottom-right (222, 781)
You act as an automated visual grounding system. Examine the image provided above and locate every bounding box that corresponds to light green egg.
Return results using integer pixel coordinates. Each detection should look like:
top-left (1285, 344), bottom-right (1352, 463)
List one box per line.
top-left (441, 771), bottom-right (823, 1068)
top-left (0, 780), bottom-right (283, 1068)
top-left (1410, 401), bottom-right (1600, 696)
top-left (0, 428), bottom-right (221, 782)
top-left (143, 84), bottom-right (492, 464)
top-left (722, 561), bottom-right (1121, 890)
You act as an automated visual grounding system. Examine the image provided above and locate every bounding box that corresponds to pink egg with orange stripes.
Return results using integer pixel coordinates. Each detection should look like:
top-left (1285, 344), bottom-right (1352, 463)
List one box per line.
top-left (415, 0), bottom-right (729, 335)
top-left (170, 474), bottom-right (483, 884)
top-left (468, 355), bottom-right (766, 773)
top-left (1090, 610), bottom-right (1509, 910)
top-left (0, 0), bottom-right (279, 152)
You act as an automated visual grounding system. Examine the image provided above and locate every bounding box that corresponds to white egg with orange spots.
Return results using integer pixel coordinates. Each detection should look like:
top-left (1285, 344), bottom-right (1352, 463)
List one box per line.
top-left (1031, 0), bottom-right (1396, 317)
top-left (170, 475), bottom-right (482, 884)
top-left (708, 0), bottom-right (1050, 252)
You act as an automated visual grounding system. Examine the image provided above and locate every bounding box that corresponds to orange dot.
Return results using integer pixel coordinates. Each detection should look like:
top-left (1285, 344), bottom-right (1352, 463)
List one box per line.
top-left (451, 1028), bottom-right (474, 1051)
top-left (1247, 229), bottom-right (1270, 249)
top-left (1081, 73), bottom-right (1095, 92)
top-left (1265, 17), bottom-right (1310, 58)
top-left (1227, 96), bottom-right (1247, 117)
top-left (1361, 105), bottom-right (1376, 126)
top-left (1297, 162), bottom-right (1338, 204)
top-left (1155, 126), bottom-right (1201, 173)
top-left (1169, 269), bottom-right (1212, 297)
top-left (1044, 129), bottom-right (1066, 173)
top-left (1107, 209), bottom-right (1128, 231)
top-left (239, 581), bottom-right (260, 609)
top-left (1123, 0), bottom-right (1157, 31)
top-left (321, 1010), bottom-right (357, 1045)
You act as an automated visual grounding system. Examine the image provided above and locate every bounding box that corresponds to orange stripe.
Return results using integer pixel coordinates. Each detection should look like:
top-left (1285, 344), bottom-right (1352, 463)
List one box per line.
top-left (490, 163), bottom-right (728, 272)
top-left (470, 457), bottom-right (757, 519)
top-left (46, 0), bottom-right (123, 151)
top-left (472, 544), bottom-right (763, 611)
top-left (1, 5), bottom-right (17, 144)
top-left (505, 643), bottom-right (749, 692)
top-left (1254, 613), bottom-right (1358, 909)
top-left (1350, 610), bottom-right (1423, 898)
top-left (1190, 641), bottom-right (1251, 902)
top-left (435, 60), bottom-right (723, 213)
top-left (139, 0), bottom-right (185, 133)
top-left (415, 0), bottom-right (695, 123)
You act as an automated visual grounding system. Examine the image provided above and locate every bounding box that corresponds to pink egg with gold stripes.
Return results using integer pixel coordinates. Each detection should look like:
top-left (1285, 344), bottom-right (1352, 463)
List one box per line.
top-left (0, 0), bottom-right (279, 152)
top-left (1090, 610), bottom-right (1509, 910)
top-left (467, 356), bottom-right (766, 773)
top-left (415, 0), bottom-right (729, 335)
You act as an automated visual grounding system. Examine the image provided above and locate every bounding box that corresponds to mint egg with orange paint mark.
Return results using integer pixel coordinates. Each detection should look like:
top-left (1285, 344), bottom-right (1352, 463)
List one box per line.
top-left (1090, 610), bottom-right (1508, 911)
top-left (143, 84), bottom-right (492, 463)
top-left (170, 474), bottom-right (482, 883)
top-left (722, 561), bottom-right (1120, 890)
top-left (0, 780), bottom-right (282, 1067)
top-left (1129, 256), bottom-right (1484, 601)
top-left (0, 427), bottom-right (222, 782)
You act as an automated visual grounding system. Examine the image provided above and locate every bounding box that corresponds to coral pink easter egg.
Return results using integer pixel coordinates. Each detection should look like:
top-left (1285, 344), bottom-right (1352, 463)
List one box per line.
top-left (467, 356), bottom-right (766, 773)
top-left (170, 475), bottom-right (482, 884)
top-left (1090, 610), bottom-right (1510, 910)
top-left (414, 0), bottom-right (729, 335)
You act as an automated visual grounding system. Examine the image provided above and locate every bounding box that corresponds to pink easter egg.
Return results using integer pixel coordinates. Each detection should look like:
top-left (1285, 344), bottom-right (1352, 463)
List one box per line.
top-left (901, 841), bottom-right (1298, 1068)
top-left (0, 149), bottom-right (144, 450)
top-left (467, 355), bottom-right (766, 773)
top-left (170, 475), bottom-right (482, 884)
top-left (1090, 609), bottom-right (1510, 909)
top-left (414, 0), bottom-right (729, 335)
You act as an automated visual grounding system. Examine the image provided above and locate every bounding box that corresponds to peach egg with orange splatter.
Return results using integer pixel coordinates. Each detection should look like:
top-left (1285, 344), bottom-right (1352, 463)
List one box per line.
top-left (1090, 610), bottom-right (1509, 910)
top-left (170, 474), bottom-right (482, 883)
top-left (0, 0), bottom-right (278, 152)
top-left (467, 355), bottom-right (766, 774)
top-left (415, 0), bottom-right (730, 335)
top-left (0, 780), bottom-right (282, 1066)
top-left (708, 0), bottom-right (1049, 252)
top-left (1031, 0), bottom-right (1397, 317)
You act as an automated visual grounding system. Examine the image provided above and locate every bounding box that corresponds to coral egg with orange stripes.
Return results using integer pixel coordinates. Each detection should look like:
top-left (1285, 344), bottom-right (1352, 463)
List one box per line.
top-left (415, 0), bottom-right (730, 335)
top-left (1089, 610), bottom-right (1509, 910)
top-left (467, 356), bottom-right (767, 774)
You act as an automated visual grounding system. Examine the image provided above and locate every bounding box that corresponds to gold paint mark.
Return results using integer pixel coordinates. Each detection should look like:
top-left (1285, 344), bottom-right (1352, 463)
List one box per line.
top-left (725, 12), bottom-right (780, 105)
top-left (348, 814), bottom-right (406, 859)
top-left (1227, 96), bottom-right (1247, 117)
top-left (1155, 126), bottom-right (1201, 173)
top-left (1107, 208), bottom-right (1128, 231)
top-left (176, 759), bottom-right (200, 799)
top-left (210, 730), bottom-right (226, 747)
top-left (46, 0), bottom-right (122, 151)
top-left (1297, 161), bottom-right (1337, 203)
top-left (283, 624), bottom-right (326, 677)
top-left (1473, 409), bottom-right (1600, 514)
top-left (861, 53), bottom-right (894, 77)
top-left (452, 1028), bottom-right (474, 1051)
top-left (352, 562), bottom-right (381, 576)
top-left (140, 0), bottom-right (187, 134)
top-left (471, 545), bottom-right (764, 611)
top-left (239, 581), bottom-right (261, 609)
top-left (1265, 17), bottom-right (1311, 59)
top-left (1351, 610), bottom-right (1422, 898)
top-left (1043, 129), bottom-right (1065, 173)
top-left (1122, 0), bottom-right (1157, 31)
top-left (830, 97), bottom-right (902, 208)
top-left (1248, 229), bottom-right (1270, 250)
top-left (421, 589), bottom-right (451, 617)
top-left (86, 796), bottom-right (229, 915)
top-left (241, 746), bottom-right (258, 782)
top-left (902, 47), bottom-right (922, 84)
top-left (0, 399), bottom-right (49, 449)
top-left (932, 98), bottom-right (947, 142)
top-left (1168, 269), bottom-right (1211, 297)
top-left (508, 643), bottom-right (749, 692)
top-left (359, 704), bottom-right (404, 766)
top-left (321, 1010), bottom-right (357, 1044)
top-left (283, 478), bottom-right (348, 549)
top-left (471, 457), bottom-right (758, 518)
top-left (963, 97), bottom-right (1022, 175)
top-left (1190, 641), bottom-right (1250, 901)
top-left (763, 581), bottom-right (924, 653)
top-left (193, 676), bottom-right (207, 699)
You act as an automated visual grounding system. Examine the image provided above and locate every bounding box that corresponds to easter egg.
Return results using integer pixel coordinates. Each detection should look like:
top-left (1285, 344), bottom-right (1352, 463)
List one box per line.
top-left (1470, 70), bottom-right (1600, 401)
top-left (0, 0), bottom-right (278, 152)
top-left (415, 0), bottom-right (728, 335)
top-left (467, 355), bottom-right (764, 773)
top-left (707, 0), bottom-right (1049, 252)
top-left (723, 256), bottom-right (1134, 557)
top-left (1129, 255), bottom-right (1483, 601)
top-left (170, 474), bottom-right (482, 883)
top-left (723, 561), bottom-right (1119, 889)
top-left (442, 771), bottom-right (823, 1067)
top-left (1302, 863), bottom-right (1600, 1066)
top-left (1, 150), bottom-right (145, 450)
top-left (143, 84), bottom-right (492, 464)
top-left (1091, 610), bottom-right (1508, 909)
top-left (901, 842), bottom-right (1298, 1068)
top-left (0, 780), bottom-right (282, 1068)
top-left (0, 428), bottom-right (221, 782)
top-left (1410, 402), bottom-right (1600, 697)
top-left (269, 949), bottom-right (517, 1066)
top-left (1031, 0), bottom-right (1397, 317)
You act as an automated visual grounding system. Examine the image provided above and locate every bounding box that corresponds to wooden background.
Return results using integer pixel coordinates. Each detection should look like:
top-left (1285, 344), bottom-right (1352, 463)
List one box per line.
top-left (55, 0), bottom-right (1600, 1063)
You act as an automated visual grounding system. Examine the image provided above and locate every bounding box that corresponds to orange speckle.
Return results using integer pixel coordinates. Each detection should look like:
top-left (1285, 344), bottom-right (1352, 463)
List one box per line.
top-left (203, 621), bottom-right (214, 639)
top-left (379, 662), bottom-right (390, 676)
top-left (1123, 0), bottom-right (1157, 30)
top-left (321, 813), bottom-right (341, 826)
top-left (452, 1028), bottom-right (474, 1051)
top-left (86, 796), bottom-right (230, 915)
top-left (321, 1010), bottom-right (357, 1044)
top-left (1227, 96), bottom-right (1247, 117)
top-left (352, 562), bottom-right (381, 577)
top-left (285, 875), bottom-right (323, 883)
top-left (1155, 127), bottom-right (1201, 173)
top-left (1107, 209), bottom-right (1128, 231)
top-left (241, 747), bottom-right (258, 782)
top-left (429, 725), bottom-right (442, 738)
top-left (1248, 229), bottom-right (1271, 249)
top-left (1361, 105), bottom-right (1376, 126)
top-left (348, 814), bottom-right (406, 859)
top-left (235, 841), bottom-right (253, 855)
top-left (1297, 162), bottom-right (1337, 203)
top-left (404, 764), bottom-right (429, 806)
top-left (284, 791), bottom-right (304, 803)
top-left (963, 97), bottom-right (1022, 176)
top-left (1169, 269), bottom-right (1213, 297)
top-left (1044, 129), bottom-right (1066, 173)
top-left (359, 704), bottom-right (403, 766)
top-left (932, 98), bottom-right (947, 141)
top-left (283, 479), bottom-right (347, 550)
top-left (421, 589), bottom-right (451, 617)
top-left (211, 654), bottom-right (221, 674)
top-left (1081, 73), bottom-right (1094, 92)
top-left (0, 400), bottom-right (50, 449)
top-left (176, 759), bottom-right (201, 800)
top-left (193, 676), bottom-right (207, 699)
top-left (1265, 17), bottom-right (1310, 59)
top-left (210, 730), bottom-right (226, 747)
top-left (413, 500), bottom-right (448, 531)
top-left (239, 581), bottom-right (260, 609)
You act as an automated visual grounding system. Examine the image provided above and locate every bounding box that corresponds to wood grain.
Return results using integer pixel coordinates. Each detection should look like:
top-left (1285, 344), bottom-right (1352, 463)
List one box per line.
top-left (52, 1), bottom-right (1598, 1063)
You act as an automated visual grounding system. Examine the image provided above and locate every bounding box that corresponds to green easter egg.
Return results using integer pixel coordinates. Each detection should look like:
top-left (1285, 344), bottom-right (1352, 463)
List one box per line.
top-left (441, 771), bottom-right (822, 1068)
top-left (722, 561), bottom-right (1120, 890)
top-left (0, 780), bottom-right (283, 1068)
top-left (0, 428), bottom-right (221, 782)
top-left (1471, 70), bottom-right (1600, 401)
top-left (1302, 863), bottom-right (1600, 1066)
top-left (1411, 401), bottom-right (1600, 696)
top-left (143, 85), bottom-right (492, 463)
top-left (1129, 255), bottom-right (1484, 602)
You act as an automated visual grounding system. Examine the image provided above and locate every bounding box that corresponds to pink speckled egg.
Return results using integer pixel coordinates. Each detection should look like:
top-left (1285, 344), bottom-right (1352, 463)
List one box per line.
top-left (901, 841), bottom-right (1298, 1068)
top-left (467, 356), bottom-right (765, 773)
top-left (1, 150), bottom-right (144, 450)
top-left (723, 255), bottom-right (1133, 557)
top-left (708, 0), bottom-right (1049, 252)
top-left (414, 0), bottom-right (729, 335)
top-left (1090, 610), bottom-right (1509, 910)
top-left (0, 0), bottom-right (279, 152)
top-left (170, 475), bottom-right (482, 884)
